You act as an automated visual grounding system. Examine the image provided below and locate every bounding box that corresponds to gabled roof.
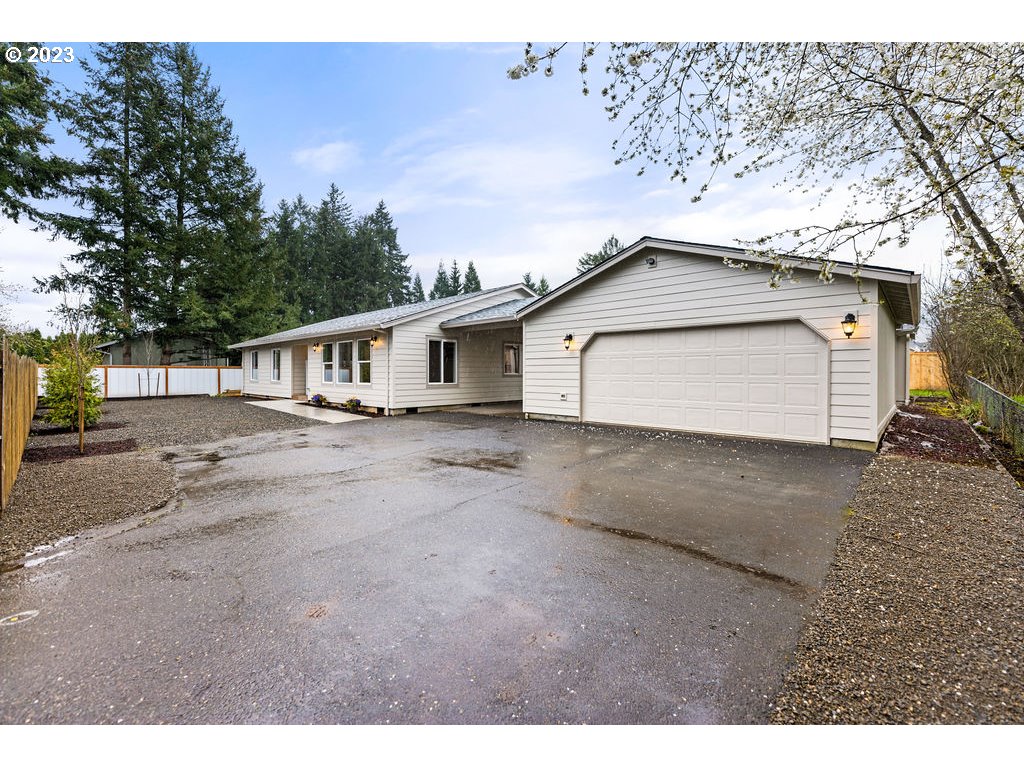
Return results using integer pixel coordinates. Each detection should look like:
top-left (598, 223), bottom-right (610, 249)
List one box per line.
top-left (516, 236), bottom-right (921, 327)
top-left (441, 298), bottom-right (534, 328)
top-left (230, 284), bottom-right (532, 349)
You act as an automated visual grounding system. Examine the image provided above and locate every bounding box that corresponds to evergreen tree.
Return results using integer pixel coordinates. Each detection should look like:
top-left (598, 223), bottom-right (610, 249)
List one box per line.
top-left (0, 41), bottom-right (73, 224)
top-left (366, 200), bottom-right (410, 307)
top-left (521, 272), bottom-right (552, 296)
top-left (314, 183), bottom-right (354, 320)
top-left (448, 260), bottom-right (462, 296)
top-left (429, 261), bottom-right (452, 300)
top-left (47, 42), bottom-right (168, 364)
top-left (409, 273), bottom-right (426, 303)
top-left (462, 261), bottom-right (482, 293)
top-left (577, 234), bottom-right (623, 274)
top-left (148, 42), bottom-right (273, 362)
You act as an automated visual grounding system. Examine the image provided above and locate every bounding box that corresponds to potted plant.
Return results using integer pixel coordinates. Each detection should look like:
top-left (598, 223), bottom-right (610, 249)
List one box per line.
top-left (310, 393), bottom-right (329, 407)
top-left (343, 397), bottom-right (361, 413)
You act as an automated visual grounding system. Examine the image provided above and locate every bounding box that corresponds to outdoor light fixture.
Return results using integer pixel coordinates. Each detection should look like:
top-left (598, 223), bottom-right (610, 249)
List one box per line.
top-left (563, 333), bottom-right (574, 351)
top-left (841, 313), bottom-right (858, 338)
top-left (370, 335), bottom-right (379, 347)
top-left (312, 341), bottom-right (322, 354)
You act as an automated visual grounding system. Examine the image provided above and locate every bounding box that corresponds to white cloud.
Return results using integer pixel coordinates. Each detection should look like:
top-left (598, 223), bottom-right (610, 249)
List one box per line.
top-left (0, 218), bottom-right (80, 332)
top-left (291, 140), bottom-right (360, 174)
top-left (382, 141), bottom-right (614, 216)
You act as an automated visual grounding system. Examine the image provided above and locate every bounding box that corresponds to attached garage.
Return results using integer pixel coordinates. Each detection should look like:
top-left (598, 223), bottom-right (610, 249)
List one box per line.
top-left (581, 321), bottom-right (828, 443)
top-left (518, 237), bottom-right (920, 450)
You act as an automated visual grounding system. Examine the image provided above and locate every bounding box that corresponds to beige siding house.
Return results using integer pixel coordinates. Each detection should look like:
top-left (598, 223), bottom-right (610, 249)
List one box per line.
top-left (516, 237), bottom-right (919, 449)
top-left (230, 285), bottom-right (534, 413)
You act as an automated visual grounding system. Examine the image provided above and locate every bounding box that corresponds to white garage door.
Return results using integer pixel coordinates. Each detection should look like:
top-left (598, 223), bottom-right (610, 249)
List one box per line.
top-left (582, 321), bottom-right (828, 443)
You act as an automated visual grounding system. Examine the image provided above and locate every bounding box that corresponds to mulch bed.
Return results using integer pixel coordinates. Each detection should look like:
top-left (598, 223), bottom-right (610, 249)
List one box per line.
top-left (880, 403), bottom-right (998, 468)
top-left (22, 439), bottom-right (139, 463)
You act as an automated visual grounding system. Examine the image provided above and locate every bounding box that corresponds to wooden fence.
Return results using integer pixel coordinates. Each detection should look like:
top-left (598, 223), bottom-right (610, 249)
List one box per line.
top-left (910, 351), bottom-right (947, 391)
top-left (1, 337), bottom-right (40, 512)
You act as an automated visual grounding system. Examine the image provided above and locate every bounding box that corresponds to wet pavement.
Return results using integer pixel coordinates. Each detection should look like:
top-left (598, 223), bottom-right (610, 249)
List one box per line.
top-left (0, 413), bottom-right (869, 724)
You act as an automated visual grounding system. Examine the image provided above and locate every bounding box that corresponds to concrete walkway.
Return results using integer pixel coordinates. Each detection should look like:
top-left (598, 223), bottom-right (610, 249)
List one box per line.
top-left (246, 399), bottom-right (368, 424)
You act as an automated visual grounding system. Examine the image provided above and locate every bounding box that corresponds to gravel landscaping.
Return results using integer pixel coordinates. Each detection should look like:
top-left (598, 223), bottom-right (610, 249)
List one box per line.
top-left (1, 396), bottom-right (318, 563)
top-left (771, 404), bottom-right (1024, 723)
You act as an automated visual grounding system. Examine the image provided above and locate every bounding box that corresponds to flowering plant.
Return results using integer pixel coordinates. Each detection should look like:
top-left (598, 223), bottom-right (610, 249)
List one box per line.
top-left (343, 397), bottom-right (361, 413)
top-left (310, 393), bottom-right (329, 406)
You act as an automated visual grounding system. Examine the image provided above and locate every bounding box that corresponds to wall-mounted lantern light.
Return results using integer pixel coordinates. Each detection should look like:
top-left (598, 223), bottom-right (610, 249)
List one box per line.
top-left (563, 333), bottom-right (574, 351)
top-left (312, 341), bottom-right (322, 354)
top-left (841, 313), bottom-right (858, 338)
top-left (370, 335), bottom-right (379, 347)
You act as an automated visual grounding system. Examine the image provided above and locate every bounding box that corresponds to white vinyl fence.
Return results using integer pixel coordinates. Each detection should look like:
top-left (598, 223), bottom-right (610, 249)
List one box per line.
top-left (38, 365), bottom-right (243, 399)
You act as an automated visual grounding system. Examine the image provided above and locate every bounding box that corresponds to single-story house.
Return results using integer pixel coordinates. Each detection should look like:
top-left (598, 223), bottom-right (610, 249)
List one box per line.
top-left (516, 237), bottom-right (920, 450)
top-left (232, 236), bottom-right (919, 450)
top-left (229, 284), bottom-right (536, 413)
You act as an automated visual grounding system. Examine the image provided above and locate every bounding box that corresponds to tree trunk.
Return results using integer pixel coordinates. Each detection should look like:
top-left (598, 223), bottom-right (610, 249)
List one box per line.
top-left (161, 343), bottom-right (172, 366)
top-left (77, 383), bottom-right (85, 454)
top-left (122, 337), bottom-right (132, 365)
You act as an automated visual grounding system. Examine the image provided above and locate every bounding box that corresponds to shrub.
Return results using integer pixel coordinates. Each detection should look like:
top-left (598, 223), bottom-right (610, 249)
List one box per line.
top-left (42, 344), bottom-right (103, 428)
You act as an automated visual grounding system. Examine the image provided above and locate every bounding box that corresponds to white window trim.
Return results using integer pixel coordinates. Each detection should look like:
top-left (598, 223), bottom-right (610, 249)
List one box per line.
top-left (337, 340), bottom-right (354, 385)
top-left (321, 341), bottom-right (334, 384)
top-left (271, 348), bottom-right (281, 382)
top-left (503, 342), bottom-right (522, 377)
top-left (427, 337), bottom-right (458, 385)
top-left (250, 350), bottom-right (259, 381)
top-left (356, 338), bottom-right (372, 385)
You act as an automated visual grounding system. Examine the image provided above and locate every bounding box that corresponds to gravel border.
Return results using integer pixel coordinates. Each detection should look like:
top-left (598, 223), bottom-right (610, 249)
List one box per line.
top-left (770, 450), bottom-right (1024, 722)
top-left (1, 397), bottom-right (320, 563)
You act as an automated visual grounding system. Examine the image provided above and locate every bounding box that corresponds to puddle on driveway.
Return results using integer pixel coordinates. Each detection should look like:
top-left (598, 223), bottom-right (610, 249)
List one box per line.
top-left (429, 451), bottom-right (522, 472)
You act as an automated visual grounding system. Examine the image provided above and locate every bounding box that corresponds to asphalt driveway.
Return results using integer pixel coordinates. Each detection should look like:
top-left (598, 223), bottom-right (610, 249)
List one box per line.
top-left (0, 412), bottom-right (869, 724)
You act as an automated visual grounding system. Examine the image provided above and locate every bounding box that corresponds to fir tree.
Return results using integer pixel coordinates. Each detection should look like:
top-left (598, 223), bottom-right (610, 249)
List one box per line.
top-left (429, 261), bottom-right (452, 300)
top-left (448, 260), bottom-right (462, 296)
top-left (577, 234), bottom-right (623, 274)
top-left (47, 42), bottom-right (168, 364)
top-left (462, 261), bottom-right (482, 293)
top-left (0, 41), bottom-right (73, 224)
top-left (366, 200), bottom-right (410, 307)
top-left (409, 273), bottom-right (426, 303)
top-left (148, 43), bottom-right (271, 362)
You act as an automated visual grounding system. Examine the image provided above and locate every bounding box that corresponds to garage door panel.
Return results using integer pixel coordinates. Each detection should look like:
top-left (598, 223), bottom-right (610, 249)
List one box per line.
top-left (685, 354), bottom-right (712, 374)
top-left (583, 321), bottom-right (828, 443)
top-left (749, 382), bottom-right (780, 405)
top-left (748, 354), bottom-right (779, 375)
top-left (715, 354), bottom-right (744, 375)
top-left (785, 383), bottom-right (821, 407)
top-left (715, 382), bottom-right (744, 403)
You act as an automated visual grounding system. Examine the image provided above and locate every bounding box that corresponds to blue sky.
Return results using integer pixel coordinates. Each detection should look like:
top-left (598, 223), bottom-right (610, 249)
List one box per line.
top-left (2, 25), bottom-right (961, 333)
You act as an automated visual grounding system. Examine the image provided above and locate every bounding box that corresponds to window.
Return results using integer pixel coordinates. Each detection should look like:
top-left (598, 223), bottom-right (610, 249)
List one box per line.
top-left (503, 343), bottom-right (521, 376)
top-left (337, 341), bottom-right (353, 383)
top-left (357, 339), bottom-right (372, 384)
top-left (428, 339), bottom-right (457, 384)
top-left (322, 342), bottom-right (333, 383)
top-left (250, 350), bottom-right (259, 381)
top-left (271, 349), bottom-right (281, 381)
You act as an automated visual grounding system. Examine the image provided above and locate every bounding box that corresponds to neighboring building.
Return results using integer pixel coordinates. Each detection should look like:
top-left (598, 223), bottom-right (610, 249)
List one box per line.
top-left (516, 237), bottom-right (920, 450)
top-left (95, 336), bottom-right (234, 367)
top-left (229, 284), bottom-right (535, 413)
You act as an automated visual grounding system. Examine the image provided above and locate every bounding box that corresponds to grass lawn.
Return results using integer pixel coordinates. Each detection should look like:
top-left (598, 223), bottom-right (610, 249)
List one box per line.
top-left (910, 389), bottom-right (951, 398)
